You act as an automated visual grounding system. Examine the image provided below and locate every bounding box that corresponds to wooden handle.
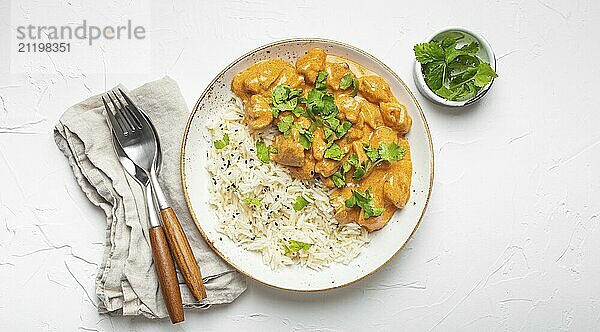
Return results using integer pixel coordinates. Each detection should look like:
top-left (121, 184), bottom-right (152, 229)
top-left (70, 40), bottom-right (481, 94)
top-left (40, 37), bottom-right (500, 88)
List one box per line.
top-left (160, 207), bottom-right (207, 301)
top-left (149, 226), bottom-right (184, 324)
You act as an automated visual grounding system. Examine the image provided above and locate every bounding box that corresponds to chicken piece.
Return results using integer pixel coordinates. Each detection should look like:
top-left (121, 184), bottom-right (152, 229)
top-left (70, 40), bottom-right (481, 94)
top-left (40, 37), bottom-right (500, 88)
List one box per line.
top-left (287, 155), bottom-right (316, 179)
top-left (357, 213), bottom-right (389, 232)
top-left (369, 126), bottom-right (398, 148)
top-left (359, 75), bottom-right (393, 103)
top-left (383, 138), bottom-right (412, 208)
top-left (338, 137), bottom-right (354, 155)
top-left (336, 95), bottom-right (361, 123)
top-left (232, 59), bottom-right (302, 100)
top-left (360, 101), bottom-right (383, 129)
top-left (322, 177), bottom-right (336, 189)
top-left (330, 189), bottom-right (356, 224)
top-left (346, 127), bottom-right (364, 140)
top-left (312, 127), bottom-right (327, 161)
top-left (380, 102), bottom-right (412, 135)
top-left (295, 116), bottom-right (311, 130)
top-left (352, 141), bottom-right (369, 164)
top-left (383, 171), bottom-right (411, 208)
top-left (332, 186), bottom-right (390, 231)
top-left (296, 48), bottom-right (327, 84)
top-left (245, 95), bottom-right (273, 130)
top-left (325, 62), bottom-right (352, 91)
top-left (315, 158), bottom-right (340, 178)
top-left (272, 134), bottom-right (305, 167)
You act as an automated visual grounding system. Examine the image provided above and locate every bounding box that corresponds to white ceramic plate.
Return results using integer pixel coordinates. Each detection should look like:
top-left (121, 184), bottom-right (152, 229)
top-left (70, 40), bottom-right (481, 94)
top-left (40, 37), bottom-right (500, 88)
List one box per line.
top-left (181, 38), bottom-right (434, 291)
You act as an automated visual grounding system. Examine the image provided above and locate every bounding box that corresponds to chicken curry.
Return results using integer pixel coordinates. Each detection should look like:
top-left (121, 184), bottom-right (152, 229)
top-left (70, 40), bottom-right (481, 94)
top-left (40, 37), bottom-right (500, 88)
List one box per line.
top-left (231, 48), bottom-right (412, 232)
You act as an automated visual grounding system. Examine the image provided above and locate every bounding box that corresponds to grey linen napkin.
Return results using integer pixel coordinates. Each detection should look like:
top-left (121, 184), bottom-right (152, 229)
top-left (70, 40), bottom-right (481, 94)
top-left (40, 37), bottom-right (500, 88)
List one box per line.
top-left (54, 76), bottom-right (246, 319)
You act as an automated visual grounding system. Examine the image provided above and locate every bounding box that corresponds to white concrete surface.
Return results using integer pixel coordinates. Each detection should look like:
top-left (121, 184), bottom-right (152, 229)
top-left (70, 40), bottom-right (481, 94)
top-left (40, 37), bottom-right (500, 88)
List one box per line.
top-left (1, 0), bottom-right (599, 331)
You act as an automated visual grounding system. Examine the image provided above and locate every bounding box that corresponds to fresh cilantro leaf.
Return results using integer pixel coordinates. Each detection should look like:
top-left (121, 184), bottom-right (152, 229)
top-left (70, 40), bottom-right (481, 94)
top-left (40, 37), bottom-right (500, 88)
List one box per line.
top-left (293, 195), bottom-right (312, 211)
top-left (447, 55), bottom-right (480, 72)
top-left (340, 73), bottom-right (354, 90)
top-left (347, 154), bottom-right (359, 166)
top-left (341, 159), bottom-right (352, 174)
top-left (324, 127), bottom-right (335, 143)
top-left (423, 62), bottom-right (445, 91)
top-left (295, 124), bottom-right (314, 150)
top-left (284, 240), bottom-right (312, 254)
top-left (445, 41), bottom-right (479, 63)
top-left (272, 85), bottom-right (289, 104)
top-left (352, 165), bottom-right (366, 180)
top-left (324, 117), bottom-right (340, 129)
top-left (299, 135), bottom-right (311, 150)
top-left (473, 62), bottom-right (498, 87)
top-left (213, 133), bottom-right (229, 149)
top-left (345, 193), bottom-right (357, 208)
top-left (324, 143), bottom-right (344, 161)
top-left (460, 41), bottom-right (479, 53)
top-left (331, 170), bottom-right (346, 188)
top-left (256, 140), bottom-right (271, 164)
top-left (344, 188), bottom-right (385, 219)
top-left (364, 145), bottom-right (380, 162)
top-left (277, 114), bottom-right (294, 137)
top-left (323, 118), bottom-right (340, 130)
top-left (315, 71), bottom-right (328, 90)
top-left (271, 84), bottom-right (303, 116)
top-left (242, 197), bottom-right (262, 207)
top-left (323, 116), bottom-right (350, 139)
top-left (350, 78), bottom-right (359, 97)
top-left (335, 121), bottom-right (352, 139)
top-left (379, 142), bottom-right (406, 162)
top-left (271, 105), bottom-right (280, 118)
top-left (434, 86), bottom-right (456, 100)
top-left (368, 206), bottom-right (386, 219)
top-left (268, 145), bottom-right (278, 154)
top-left (440, 36), bottom-right (457, 50)
top-left (414, 42), bottom-right (445, 64)
top-left (321, 94), bottom-right (338, 118)
top-left (292, 107), bottom-right (305, 117)
top-left (355, 143), bottom-right (404, 179)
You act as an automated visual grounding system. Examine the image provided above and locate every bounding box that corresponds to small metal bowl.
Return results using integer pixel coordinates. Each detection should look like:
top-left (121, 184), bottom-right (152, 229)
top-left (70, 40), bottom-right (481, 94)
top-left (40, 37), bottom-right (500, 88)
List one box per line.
top-left (413, 27), bottom-right (497, 107)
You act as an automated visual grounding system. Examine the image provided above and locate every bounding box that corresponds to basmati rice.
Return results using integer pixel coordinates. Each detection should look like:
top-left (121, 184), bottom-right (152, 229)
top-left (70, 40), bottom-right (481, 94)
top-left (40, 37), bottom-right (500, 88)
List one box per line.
top-left (205, 98), bottom-right (369, 270)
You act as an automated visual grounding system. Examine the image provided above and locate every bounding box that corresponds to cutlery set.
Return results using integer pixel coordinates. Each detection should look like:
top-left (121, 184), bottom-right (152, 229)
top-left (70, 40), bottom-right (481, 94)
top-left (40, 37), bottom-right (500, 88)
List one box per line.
top-left (102, 90), bottom-right (205, 324)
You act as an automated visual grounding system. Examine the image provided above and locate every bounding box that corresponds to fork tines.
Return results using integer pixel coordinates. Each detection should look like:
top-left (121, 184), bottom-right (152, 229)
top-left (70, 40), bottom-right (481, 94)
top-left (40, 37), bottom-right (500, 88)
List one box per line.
top-left (102, 89), bottom-right (143, 136)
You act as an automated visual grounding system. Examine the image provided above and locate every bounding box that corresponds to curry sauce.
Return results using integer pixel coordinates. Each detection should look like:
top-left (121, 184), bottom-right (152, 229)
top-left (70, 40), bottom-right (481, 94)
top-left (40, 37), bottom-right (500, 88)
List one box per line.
top-left (231, 48), bottom-right (412, 232)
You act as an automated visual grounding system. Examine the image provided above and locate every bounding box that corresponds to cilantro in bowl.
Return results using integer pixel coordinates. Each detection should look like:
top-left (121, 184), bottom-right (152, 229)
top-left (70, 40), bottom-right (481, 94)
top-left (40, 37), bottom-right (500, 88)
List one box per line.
top-left (414, 32), bottom-right (498, 102)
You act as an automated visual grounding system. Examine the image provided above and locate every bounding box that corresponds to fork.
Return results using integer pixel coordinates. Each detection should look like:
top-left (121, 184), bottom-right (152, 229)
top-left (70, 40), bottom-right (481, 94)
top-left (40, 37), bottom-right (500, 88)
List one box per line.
top-left (103, 91), bottom-right (185, 323)
top-left (103, 90), bottom-right (207, 298)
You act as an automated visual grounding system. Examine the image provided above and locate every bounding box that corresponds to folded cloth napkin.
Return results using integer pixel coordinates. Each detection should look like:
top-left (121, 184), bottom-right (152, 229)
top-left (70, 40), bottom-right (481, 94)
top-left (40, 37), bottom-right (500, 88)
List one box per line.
top-left (54, 76), bottom-right (246, 319)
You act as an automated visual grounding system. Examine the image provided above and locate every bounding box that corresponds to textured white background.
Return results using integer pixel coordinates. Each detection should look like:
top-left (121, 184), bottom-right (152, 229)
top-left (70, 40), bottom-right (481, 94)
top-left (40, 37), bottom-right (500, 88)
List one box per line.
top-left (1, 0), bottom-right (599, 331)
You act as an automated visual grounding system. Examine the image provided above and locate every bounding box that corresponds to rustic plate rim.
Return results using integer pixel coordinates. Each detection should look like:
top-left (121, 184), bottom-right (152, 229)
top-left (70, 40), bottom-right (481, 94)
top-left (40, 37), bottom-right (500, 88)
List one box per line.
top-left (180, 37), bottom-right (435, 292)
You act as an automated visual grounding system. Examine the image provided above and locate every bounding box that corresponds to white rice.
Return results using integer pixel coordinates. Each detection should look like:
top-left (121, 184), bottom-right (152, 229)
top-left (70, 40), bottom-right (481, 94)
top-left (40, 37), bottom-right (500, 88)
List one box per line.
top-left (205, 98), bottom-right (369, 270)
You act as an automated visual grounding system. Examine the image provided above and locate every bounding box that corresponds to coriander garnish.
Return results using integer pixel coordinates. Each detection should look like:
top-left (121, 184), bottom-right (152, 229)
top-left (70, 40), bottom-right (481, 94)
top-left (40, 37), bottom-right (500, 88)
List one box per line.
top-left (270, 84), bottom-right (303, 118)
top-left (324, 143), bottom-right (344, 161)
top-left (340, 73), bottom-right (359, 97)
top-left (293, 195), bottom-right (312, 211)
top-left (213, 133), bottom-right (229, 149)
top-left (284, 240), bottom-right (312, 254)
top-left (255, 140), bottom-right (277, 164)
top-left (276, 114), bottom-right (294, 137)
top-left (414, 33), bottom-right (498, 101)
top-left (242, 197), bottom-right (262, 207)
top-left (344, 188), bottom-right (385, 219)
